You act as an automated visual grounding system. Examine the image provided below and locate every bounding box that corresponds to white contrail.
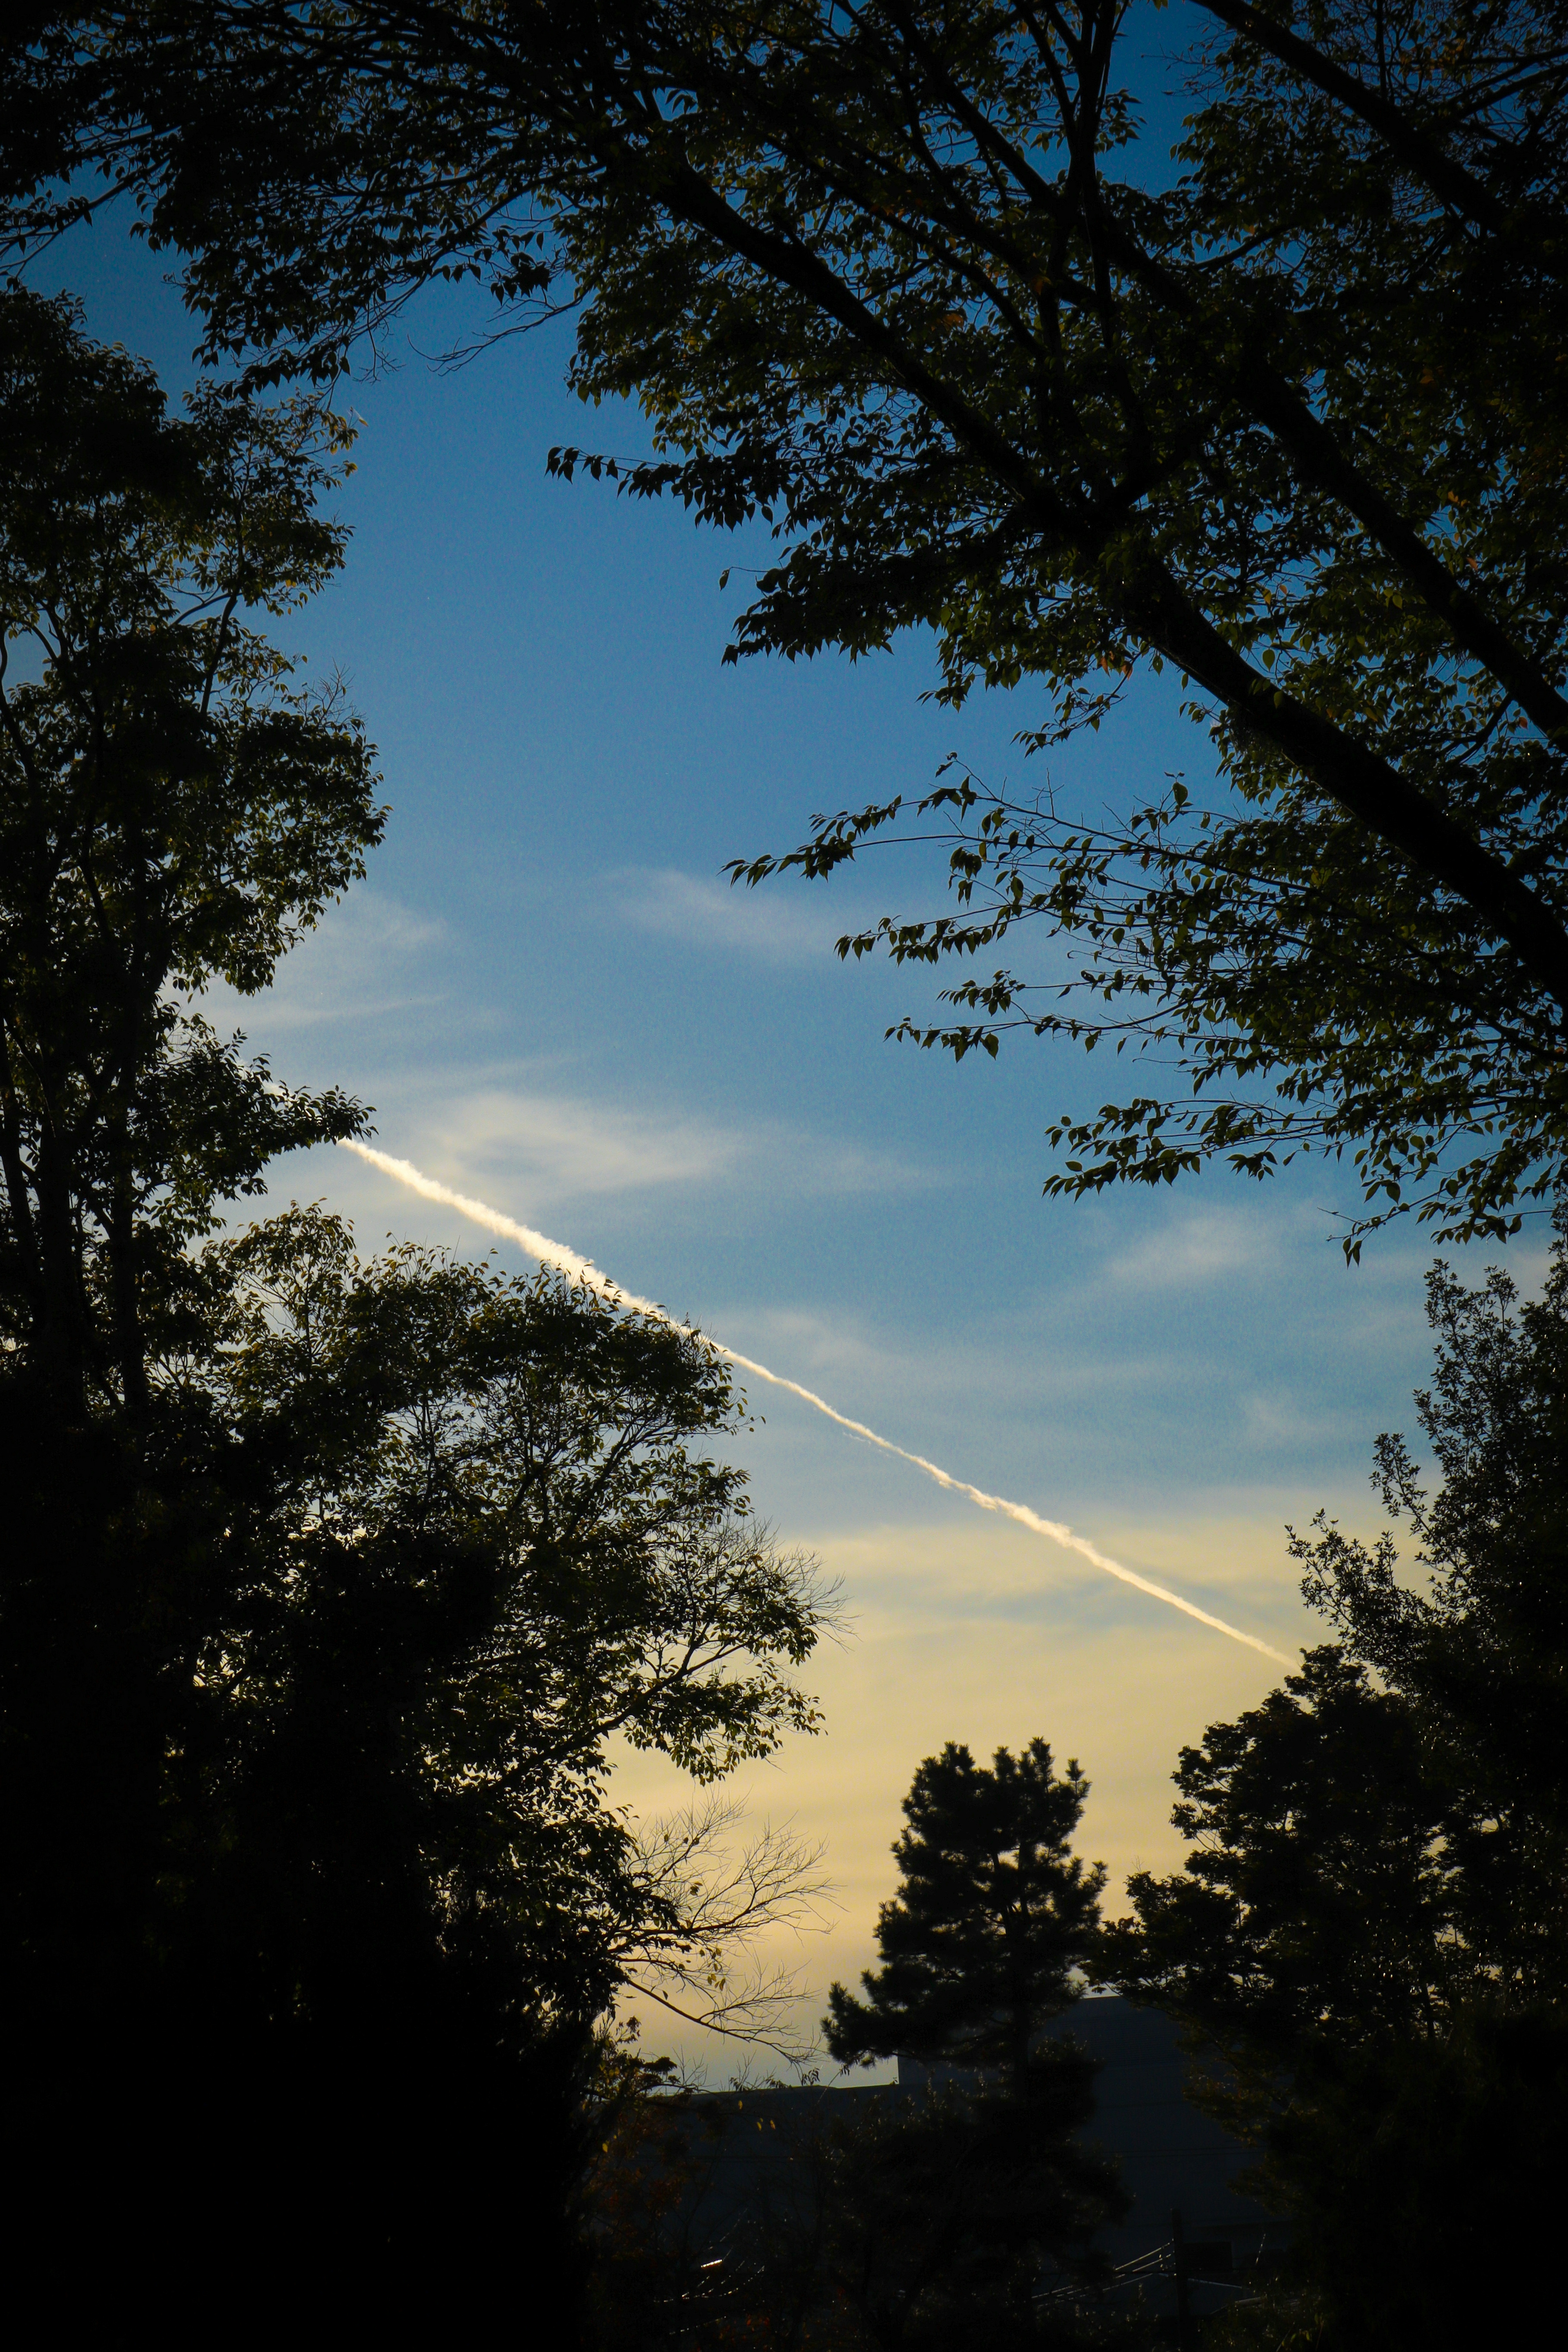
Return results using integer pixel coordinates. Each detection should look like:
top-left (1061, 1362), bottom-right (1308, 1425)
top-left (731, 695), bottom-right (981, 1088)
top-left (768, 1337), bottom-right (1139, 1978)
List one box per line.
top-left (339, 1139), bottom-right (1290, 1665)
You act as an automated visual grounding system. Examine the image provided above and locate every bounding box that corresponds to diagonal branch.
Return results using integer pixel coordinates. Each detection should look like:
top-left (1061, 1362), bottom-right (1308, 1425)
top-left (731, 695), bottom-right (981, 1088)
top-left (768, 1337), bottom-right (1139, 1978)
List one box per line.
top-left (1191, 0), bottom-right (1542, 239)
top-left (646, 153), bottom-right (1568, 1010)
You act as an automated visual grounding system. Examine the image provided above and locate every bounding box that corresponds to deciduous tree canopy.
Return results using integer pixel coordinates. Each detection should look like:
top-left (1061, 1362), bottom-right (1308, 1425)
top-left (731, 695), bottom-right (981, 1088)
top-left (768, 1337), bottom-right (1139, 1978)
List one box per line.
top-left (11, 1), bottom-right (1568, 1243)
top-left (0, 283), bottom-right (836, 2329)
top-left (1104, 1227), bottom-right (1568, 2344)
top-left (0, 285), bottom-right (378, 1418)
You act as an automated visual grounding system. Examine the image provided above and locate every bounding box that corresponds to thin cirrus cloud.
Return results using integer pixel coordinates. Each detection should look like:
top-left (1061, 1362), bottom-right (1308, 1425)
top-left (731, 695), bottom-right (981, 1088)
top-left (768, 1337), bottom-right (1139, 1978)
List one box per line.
top-left (404, 1082), bottom-right (932, 1209)
top-left (712, 1304), bottom-right (1164, 1446)
top-left (614, 865), bottom-right (856, 966)
top-left (436, 1083), bottom-right (744, 1196)
top-left (607, 1505), bottom-right (1306, 2078)
top-left (194, 889), bottom-right (449, 1036)
top-left (1102, 1205), bottom-right (1283, 1290)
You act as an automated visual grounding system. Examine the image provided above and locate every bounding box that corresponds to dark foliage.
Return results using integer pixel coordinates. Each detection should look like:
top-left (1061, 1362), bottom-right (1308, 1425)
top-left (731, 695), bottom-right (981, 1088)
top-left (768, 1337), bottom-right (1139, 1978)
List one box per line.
top-left (802, 1743), bottom-right (1131, 2349)
top-left (827, 1740), bottom-right (1107, 2082)
top-left (0, 287), bottom-right (831, 2336)
top-left (1105, 1230), bottom-right (1568, 2347)
top-left (810, 2065), bottom-right (1134, 2352)
top-left (11, 4), bottom-right (1568, 1241)
top-left (1298, 1208), bottom-right (1568, 1844)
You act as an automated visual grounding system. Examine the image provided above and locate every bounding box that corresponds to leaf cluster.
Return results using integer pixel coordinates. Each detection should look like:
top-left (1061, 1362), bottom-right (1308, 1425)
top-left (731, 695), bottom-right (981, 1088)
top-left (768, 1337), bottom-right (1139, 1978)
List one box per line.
top-left (0, 287), bottom-right (381, 1410)
top-left (22, 3), bottom-right (1568, 1240)
top-left (1101, 1219), bottom-right (1568, 2340)
top-left (114, 1202), bottom-right (834, 2028)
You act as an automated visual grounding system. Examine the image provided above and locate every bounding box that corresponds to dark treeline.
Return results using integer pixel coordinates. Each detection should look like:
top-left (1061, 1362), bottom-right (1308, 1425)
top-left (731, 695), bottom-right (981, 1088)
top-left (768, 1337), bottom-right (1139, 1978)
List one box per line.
top-left (590, 1740), bottom-right (1137, 2352)
top-left (4, 3), bottom-right (1568, 2343)
top-left (616, 1274), bottom-right (1568, 2347)
top-left (0, 286), bottom-right (835, 2334)
top-left (1109, 1236), bottom-right (1568, 2345)
top-left (612, 1347), bottom-right (1568, 2348)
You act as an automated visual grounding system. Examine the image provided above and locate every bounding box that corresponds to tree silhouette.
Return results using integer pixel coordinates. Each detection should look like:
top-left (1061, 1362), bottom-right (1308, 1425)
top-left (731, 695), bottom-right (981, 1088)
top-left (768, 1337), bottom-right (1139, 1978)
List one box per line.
top-left (1106, 1227), bottom-right (1568, 2349)
top-left (828, 1740), bottom-right (1106, 2084)
top-left (0, 287), bottom-right (835, 2336)
top-left (16, 2), bottom-right (1568, 1243)
top-left (819, 1741), bottom-right (1127, 2349)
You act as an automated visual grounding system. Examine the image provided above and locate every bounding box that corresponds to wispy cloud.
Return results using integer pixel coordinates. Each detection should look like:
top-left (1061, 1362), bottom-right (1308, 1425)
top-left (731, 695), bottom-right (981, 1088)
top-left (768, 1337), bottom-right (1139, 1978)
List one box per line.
top-left (381, 1078), bottom-right (934, 1209)
top-left (606, 1501), bottom-right (1311, 2078)
top-left (345, 1141), bottom-right (1289, 1665)
top-left (808, 1506), bottom-right (1308, 1627)
top-left (614, 866), bottom-right (850, 966)
top-left (192, 889), bottom-right (448, 1035)
top-left (438, 1083), bottom-right (745, 1196)
top-left (1102, 1205), bottom-right (1283, 1290)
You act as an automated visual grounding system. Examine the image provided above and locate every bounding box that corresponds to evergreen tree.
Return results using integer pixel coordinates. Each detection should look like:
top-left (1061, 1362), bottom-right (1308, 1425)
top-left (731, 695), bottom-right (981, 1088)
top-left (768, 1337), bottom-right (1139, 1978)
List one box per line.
top-left (827, 1740), bottom-right (1106, 2082)
top-left (819, 1742), bottom-right (1128, 2350)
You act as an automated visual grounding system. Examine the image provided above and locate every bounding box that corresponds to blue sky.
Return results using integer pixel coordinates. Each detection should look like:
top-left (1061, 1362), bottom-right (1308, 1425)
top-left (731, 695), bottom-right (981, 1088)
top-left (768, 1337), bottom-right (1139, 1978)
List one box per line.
top-left (31, 89), bottom-right (1544, 2069)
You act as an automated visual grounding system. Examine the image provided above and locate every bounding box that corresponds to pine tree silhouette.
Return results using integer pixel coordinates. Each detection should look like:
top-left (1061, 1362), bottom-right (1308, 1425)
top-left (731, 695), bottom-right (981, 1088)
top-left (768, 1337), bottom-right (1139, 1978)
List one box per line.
top-left (826, 1739), bottom-right (1106, 2084)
